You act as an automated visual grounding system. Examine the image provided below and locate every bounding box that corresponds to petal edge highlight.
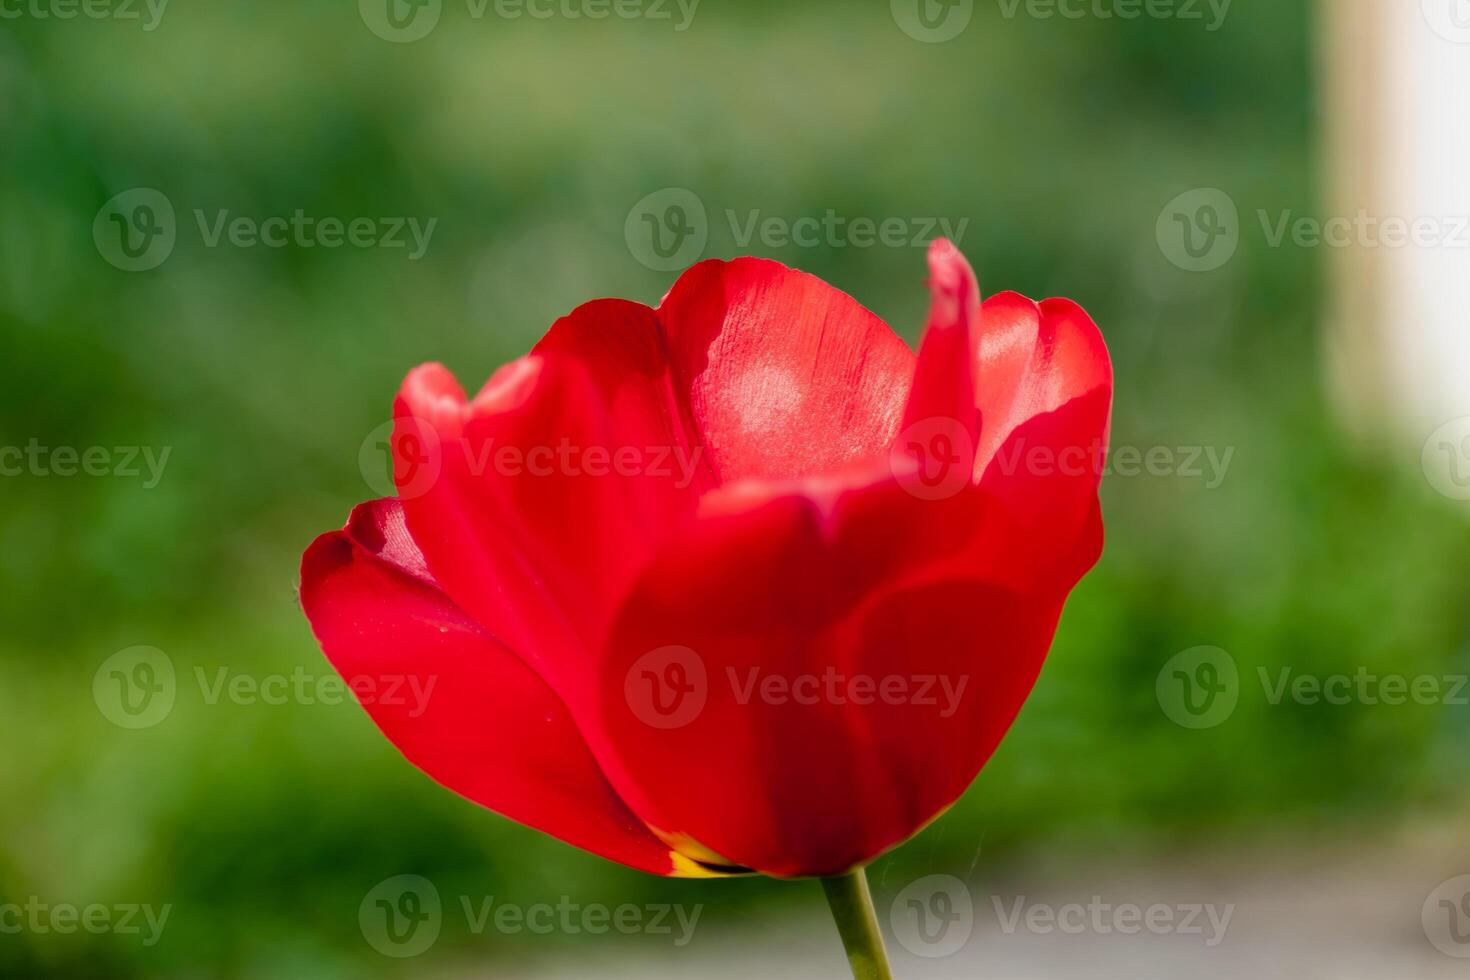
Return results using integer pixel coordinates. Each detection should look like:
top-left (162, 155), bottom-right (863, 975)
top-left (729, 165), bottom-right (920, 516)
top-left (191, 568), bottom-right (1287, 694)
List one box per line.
top-left (299, 498), bottom-right (714, 877)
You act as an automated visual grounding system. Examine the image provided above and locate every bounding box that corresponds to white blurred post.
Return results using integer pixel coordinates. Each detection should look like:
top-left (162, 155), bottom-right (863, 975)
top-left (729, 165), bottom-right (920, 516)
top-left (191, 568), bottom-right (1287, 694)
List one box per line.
top-left (1320, 0), bottom-right (1470, 478)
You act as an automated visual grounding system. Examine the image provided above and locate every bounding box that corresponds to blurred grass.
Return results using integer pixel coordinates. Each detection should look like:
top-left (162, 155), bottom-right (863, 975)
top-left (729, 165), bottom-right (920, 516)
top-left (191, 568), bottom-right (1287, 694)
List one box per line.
top-left (2, 1), bottom-right (1468, 976)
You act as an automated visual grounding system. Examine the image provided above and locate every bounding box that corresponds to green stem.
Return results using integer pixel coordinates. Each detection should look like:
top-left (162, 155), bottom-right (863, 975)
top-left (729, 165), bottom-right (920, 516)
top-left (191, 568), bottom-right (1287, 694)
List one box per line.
top-left (820, 868), bottom-right (895, 980)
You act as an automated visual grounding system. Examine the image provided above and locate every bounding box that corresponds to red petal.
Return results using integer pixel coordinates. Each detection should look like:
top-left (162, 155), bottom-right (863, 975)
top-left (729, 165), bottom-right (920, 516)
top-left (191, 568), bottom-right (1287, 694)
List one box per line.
top-left (903, 239), bottom-right (982, 438)
top-left (392, 269), bottom-right (915, 713)
top-left (584, 246), bottom-right (1112, 876)
top-left (975, 293), bottom-right (1112, 473)
top-left (593, 487), bottom-right (1066, 877)
top-left (391, 299), bottom-right (713, 709)
top-left (367, 246), bottom-right (1109, 879)
top-left (657, 257), bottom-right (916, 484)
top-left (896, 244), bottom-right (1112, 588)
top-left (299, 498), bottom-right (700, 877)
top-left (971, 295), bottom-right (1113, 588)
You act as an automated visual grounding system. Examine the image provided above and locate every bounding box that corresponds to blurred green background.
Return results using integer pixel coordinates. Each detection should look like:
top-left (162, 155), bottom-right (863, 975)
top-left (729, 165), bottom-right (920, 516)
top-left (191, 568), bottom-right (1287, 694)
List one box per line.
top-left (2, 1), bottom-right (1467, 976)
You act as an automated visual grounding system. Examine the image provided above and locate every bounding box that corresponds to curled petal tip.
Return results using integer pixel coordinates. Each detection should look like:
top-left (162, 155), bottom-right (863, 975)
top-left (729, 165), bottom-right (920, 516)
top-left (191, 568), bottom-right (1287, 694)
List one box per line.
top-left (401, 362), bottom-right (466, 415)
top-left (902, 239), bottom-right (983, 436)
top-left (403, 362), bottom-right (465, 402)
top-left (472, 355), bottom-right (543, 413)
top-left (398, 362), bottom-right (470, 438)
top-left (926, 237), bottom-right (979, 311)
top-left (927, 235), bottom-right (959, 266)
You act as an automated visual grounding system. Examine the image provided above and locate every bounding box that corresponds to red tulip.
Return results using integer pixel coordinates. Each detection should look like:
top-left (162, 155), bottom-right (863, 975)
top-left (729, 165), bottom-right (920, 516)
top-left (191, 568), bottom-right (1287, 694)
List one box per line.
top-left (300, 240), bottom-right (1111, 884)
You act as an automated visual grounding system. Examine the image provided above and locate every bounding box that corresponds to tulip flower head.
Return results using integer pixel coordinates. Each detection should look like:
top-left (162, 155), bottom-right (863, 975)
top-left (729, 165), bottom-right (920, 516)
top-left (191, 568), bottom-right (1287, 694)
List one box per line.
top-left (301, 240), bottom-right (1111, 883)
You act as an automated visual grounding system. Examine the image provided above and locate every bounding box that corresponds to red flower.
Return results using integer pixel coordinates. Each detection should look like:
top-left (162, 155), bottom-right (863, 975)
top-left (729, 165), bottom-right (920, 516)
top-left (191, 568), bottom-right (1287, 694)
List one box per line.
top-left (300, 240), bottom-right (1111, 879)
